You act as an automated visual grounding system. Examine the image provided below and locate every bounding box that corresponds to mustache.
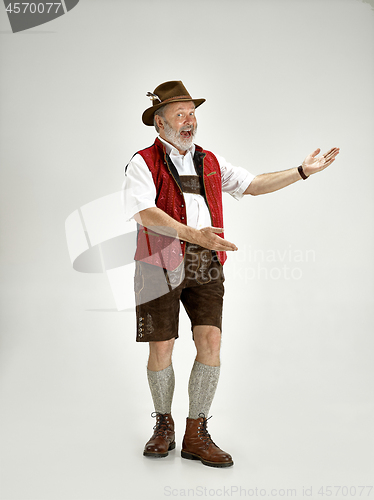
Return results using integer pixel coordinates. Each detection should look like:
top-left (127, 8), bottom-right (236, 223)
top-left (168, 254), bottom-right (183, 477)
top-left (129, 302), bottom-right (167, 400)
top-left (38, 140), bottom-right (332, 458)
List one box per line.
top-left (180, 124), bottom-right (196, 133)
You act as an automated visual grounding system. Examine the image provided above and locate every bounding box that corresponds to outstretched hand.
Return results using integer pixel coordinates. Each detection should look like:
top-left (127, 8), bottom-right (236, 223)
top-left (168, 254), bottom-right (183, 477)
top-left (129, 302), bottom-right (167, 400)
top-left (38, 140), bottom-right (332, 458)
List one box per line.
top-left (302, 147), bottom-right (340, 176)
top-left (195, 226), bottom-right (238, 252)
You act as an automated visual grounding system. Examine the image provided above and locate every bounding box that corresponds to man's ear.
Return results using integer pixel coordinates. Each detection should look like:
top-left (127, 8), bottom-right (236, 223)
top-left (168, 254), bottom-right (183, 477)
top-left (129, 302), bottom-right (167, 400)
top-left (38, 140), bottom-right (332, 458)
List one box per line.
top-left (155, 114), bottom-right (164, 130)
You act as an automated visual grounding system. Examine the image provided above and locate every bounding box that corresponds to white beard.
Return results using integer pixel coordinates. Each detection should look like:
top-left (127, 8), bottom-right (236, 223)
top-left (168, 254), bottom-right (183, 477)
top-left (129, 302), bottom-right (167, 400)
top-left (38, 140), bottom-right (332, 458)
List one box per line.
top-left (163, 120), bottom-right (197, 152)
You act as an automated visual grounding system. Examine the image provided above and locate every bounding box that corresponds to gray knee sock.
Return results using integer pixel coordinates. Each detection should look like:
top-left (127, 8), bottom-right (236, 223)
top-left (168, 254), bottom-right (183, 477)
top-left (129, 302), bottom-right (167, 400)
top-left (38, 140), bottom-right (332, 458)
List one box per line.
top-left (147, 364), bottom-right (175, 414)
top-left (188, 360), bottom-right (220, 419)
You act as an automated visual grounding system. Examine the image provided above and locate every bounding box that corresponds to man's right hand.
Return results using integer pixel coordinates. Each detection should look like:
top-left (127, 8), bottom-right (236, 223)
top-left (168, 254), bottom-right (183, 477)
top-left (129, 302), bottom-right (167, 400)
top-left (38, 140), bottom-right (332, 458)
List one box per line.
top-left (135, 208), bottom-right (238, 251)
top-left (195, 226), bottom-right (238, 251)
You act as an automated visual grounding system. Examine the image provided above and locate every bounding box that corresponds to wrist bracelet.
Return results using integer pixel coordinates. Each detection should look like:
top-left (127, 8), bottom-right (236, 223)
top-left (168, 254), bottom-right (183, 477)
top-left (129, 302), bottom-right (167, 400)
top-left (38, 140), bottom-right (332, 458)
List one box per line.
top-left (298, 165), bottom-right (309, 180)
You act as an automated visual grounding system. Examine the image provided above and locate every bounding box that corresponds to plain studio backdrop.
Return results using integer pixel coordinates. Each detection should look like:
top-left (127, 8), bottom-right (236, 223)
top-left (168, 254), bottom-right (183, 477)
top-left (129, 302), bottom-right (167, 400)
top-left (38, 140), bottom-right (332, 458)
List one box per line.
top-left (0, 1), bottom-right (373, 499)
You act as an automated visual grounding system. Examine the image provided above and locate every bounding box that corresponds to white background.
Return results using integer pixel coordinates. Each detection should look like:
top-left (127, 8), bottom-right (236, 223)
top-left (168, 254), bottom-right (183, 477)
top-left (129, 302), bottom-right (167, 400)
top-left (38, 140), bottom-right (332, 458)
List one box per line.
top-left (0, 0), bottom-right (373, 499)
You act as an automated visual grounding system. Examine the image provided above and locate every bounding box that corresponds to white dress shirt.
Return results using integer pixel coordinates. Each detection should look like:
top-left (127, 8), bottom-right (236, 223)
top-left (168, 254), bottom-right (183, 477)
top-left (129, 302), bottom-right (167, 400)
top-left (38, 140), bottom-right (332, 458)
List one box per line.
top-left (122, 136), bottom-right (255, 229)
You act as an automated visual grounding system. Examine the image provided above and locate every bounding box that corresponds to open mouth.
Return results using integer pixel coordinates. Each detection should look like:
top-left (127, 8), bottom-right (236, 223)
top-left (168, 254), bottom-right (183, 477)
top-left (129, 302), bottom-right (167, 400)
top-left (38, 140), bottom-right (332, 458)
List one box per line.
top-left (180, 130), bottom-right (192, 139)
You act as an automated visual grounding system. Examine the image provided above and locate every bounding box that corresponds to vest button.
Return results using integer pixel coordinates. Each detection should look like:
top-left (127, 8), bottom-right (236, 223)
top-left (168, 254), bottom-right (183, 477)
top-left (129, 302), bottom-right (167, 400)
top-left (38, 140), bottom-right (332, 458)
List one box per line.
top-left (181, 216), bottom-right (185, 220)
top-left (181, 204), bottom-right (184, 208)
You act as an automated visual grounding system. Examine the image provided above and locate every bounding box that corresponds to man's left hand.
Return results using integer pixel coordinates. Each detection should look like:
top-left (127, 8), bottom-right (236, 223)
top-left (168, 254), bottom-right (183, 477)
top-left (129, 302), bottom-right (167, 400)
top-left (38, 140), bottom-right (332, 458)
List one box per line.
top-left (302, 147), bottom-right (340, 176)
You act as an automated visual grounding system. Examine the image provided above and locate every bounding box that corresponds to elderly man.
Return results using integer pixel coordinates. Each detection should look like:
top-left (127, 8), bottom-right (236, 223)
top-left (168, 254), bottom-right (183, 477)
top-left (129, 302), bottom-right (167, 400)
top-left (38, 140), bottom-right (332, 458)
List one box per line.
top-left (123, 80), bottom-right (339, 468)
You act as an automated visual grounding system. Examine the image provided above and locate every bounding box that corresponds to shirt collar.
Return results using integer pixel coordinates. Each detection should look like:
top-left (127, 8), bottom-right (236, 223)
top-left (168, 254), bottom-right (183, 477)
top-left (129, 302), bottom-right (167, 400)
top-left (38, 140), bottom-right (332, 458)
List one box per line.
top-left (158, 135), bottom-right (195, 158)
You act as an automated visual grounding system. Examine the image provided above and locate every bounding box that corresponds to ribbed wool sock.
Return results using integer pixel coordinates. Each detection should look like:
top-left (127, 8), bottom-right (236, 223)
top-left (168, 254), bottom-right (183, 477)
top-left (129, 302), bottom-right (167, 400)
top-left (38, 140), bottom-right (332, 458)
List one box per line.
top-left (147, 364), bottom-right (175, 414)
top-left (188, 360), bottom-right (220, 419)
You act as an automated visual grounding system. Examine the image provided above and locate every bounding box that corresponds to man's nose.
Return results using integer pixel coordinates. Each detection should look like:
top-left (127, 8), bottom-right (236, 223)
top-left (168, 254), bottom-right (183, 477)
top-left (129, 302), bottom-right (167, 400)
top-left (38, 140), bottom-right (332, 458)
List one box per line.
top-left (184, 116), bottom-right (194, 126)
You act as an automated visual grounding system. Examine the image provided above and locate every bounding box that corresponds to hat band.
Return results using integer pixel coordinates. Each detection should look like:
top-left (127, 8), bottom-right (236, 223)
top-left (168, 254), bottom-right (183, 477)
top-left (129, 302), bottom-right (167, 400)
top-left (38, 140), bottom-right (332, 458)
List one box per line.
top-left (158, 94), bottom-right (193, 105)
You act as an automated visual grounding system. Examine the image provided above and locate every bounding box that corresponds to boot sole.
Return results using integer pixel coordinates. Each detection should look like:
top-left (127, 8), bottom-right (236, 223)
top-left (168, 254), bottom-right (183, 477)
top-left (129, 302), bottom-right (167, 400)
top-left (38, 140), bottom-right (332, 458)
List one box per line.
top-left (181, 450), bottom-right (234, 468)
top-left (143, 441), bottom-right (175, 458)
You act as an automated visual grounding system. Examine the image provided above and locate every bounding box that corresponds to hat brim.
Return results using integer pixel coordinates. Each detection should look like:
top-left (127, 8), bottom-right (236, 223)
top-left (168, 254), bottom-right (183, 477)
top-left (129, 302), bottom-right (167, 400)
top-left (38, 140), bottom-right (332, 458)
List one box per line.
top-left (142, 97), bottom-right (206, 126)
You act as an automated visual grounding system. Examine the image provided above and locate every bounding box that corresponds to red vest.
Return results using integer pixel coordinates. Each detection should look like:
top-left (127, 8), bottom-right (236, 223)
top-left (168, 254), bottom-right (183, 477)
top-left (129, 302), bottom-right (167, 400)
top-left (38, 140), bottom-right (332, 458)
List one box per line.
top-left (134, 138), bottom-right (227, 270)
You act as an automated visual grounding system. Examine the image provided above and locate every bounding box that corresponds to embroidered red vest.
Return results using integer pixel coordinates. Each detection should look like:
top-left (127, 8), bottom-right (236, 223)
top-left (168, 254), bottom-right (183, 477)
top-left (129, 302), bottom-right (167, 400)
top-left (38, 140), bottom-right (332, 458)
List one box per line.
top-left (134, 138), bottom-right (227, 270)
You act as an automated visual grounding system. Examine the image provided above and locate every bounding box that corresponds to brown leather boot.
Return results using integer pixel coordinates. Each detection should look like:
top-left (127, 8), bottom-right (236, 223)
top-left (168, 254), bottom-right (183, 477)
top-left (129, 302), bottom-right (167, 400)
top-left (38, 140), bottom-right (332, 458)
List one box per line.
top-left (181, 413), bottom-right (233, 468)
top-left (143, 412), bottom-right (175, 458)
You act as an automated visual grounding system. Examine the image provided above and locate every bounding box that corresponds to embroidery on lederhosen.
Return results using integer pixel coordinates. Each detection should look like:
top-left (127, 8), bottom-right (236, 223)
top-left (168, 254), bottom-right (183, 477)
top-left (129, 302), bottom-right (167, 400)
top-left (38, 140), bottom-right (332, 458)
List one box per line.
top-left (185, 244), bottom-right (213, 285)
top-left (165, 259), bottom-right (185, 288)
top-left (179, 175), bottom-right (204, 195)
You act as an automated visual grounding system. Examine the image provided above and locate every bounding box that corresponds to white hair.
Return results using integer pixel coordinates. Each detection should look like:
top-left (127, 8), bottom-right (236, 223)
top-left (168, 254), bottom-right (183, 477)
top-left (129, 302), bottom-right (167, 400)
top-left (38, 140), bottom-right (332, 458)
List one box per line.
top-left (153, 105), bottom-right (168, 133)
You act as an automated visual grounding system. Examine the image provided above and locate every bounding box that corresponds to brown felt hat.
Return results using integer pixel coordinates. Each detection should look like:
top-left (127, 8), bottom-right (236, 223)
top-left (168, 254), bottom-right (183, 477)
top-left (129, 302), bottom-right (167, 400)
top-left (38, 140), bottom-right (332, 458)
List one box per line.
top-left (142, 80), bottom-right (206, 126)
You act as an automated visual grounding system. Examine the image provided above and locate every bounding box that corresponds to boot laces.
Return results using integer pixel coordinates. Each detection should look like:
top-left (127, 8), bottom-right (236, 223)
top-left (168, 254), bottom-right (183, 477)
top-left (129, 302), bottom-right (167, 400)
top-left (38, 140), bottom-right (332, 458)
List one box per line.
top-left (197, 413), bottom-right (217, 446)
top-left (151, 412), bottom-right (171, 438)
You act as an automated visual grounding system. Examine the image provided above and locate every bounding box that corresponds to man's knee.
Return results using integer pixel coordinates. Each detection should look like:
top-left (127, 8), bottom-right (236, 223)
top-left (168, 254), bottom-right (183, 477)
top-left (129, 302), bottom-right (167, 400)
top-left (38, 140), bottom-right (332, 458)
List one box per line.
top-left (194, 326), bottom-right (222, 354)
top-left (149, 338), bottom-right (175, 359)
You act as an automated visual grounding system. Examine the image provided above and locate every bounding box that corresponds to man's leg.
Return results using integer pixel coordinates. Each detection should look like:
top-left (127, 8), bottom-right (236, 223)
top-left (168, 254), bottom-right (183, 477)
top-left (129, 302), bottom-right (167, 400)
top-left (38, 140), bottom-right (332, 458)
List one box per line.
top-left (148, 338), bottom-right (175, 371)
top-left (144, 338), bottom-right (176, 458)
top-left (181, 325), bottom-right (233, 467)
top-left (147, 338), bottom-right (175, 413)
top-left (194, 325), bottom-right (221, 366)
top-left (188, 325), bottom-right (221, 419)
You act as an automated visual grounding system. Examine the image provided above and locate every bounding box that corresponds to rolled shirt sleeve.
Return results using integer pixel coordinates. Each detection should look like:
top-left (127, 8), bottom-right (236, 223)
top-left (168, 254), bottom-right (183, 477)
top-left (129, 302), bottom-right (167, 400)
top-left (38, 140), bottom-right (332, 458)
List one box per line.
top-left (215, 154), bottom-right (255, 200)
